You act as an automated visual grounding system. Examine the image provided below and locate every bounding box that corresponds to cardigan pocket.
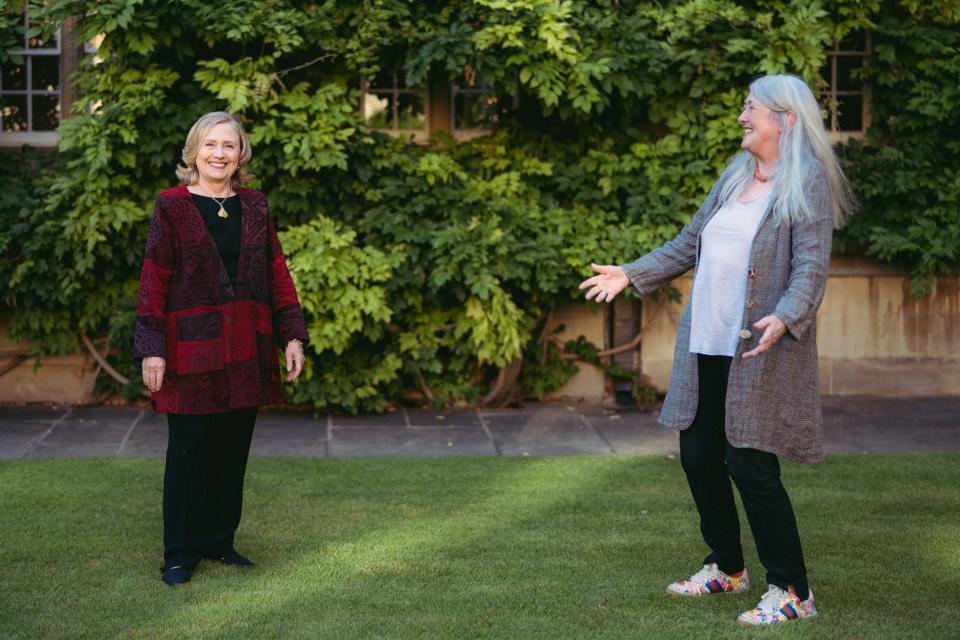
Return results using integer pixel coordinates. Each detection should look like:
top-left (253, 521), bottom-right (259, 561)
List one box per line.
top-left (175, 311), bottom-right (224, 375)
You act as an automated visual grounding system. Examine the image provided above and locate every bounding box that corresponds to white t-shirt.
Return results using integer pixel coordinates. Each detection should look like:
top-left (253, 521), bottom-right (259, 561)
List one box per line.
top-left (689, 193), bottom-right (771, 356)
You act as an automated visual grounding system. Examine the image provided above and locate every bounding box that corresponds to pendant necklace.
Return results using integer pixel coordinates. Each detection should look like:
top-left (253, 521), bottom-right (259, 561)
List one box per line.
top-left (753, 165), bottom-right (770, 183)
top-left (211, 195), bottom-right (229, 219)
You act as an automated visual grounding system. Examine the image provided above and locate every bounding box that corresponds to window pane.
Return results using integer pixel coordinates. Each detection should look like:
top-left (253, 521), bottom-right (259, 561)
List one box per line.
top-left (32, 55), bottom-right (59, 91)
top-left (396, 72), bottom-right (416, 90)
top-left (27, 22), bottom-right (59, 50)
top-left (455, 93), bottom-right (501, 130)
top-left (2, 62), bottom-right (27, 90)
top-left (364, 93), bottom-right (393, 128)
top-left (367, 71), bottom-right (394, 90)
top-left (818, 60), bottom-right (832, 88)
top-left (1, 95), bottom-right (28, 131)
top-left (28, 34), bottom-right (56, 49)
top-left (396, 93), bottom-right (425, 129)
top-left (33, 94), bottom-right (60, 130)
top-left (455, 93), bottom-right (482, 129)
top-left (837, 95), bottom-right (863, 132)
top-left (838, 32), bottom-right (866, 52)
top-left (836, 56), bottom-right (863, 92)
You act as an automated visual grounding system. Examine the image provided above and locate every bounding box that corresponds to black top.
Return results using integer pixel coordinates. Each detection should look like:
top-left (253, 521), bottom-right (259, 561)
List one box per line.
top-left (191, 193), bottom-right (242, 281)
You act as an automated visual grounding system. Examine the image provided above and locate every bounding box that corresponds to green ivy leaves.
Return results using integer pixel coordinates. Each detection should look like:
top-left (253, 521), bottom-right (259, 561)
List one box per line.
top-left (1, 0), bottom-right (957, 410)
top-left (281, 216), bottom-right (401, 355)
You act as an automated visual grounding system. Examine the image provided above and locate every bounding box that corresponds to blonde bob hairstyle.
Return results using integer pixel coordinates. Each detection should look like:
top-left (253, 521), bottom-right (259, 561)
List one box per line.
top-left (176, 111), bottom-right (254, 190)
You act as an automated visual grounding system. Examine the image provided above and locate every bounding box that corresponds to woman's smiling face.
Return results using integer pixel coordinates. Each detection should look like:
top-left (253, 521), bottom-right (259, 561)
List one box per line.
top-left (737, 93), bottom-right (782, 159)
top-left (195, 122), bottom-right (241, 186)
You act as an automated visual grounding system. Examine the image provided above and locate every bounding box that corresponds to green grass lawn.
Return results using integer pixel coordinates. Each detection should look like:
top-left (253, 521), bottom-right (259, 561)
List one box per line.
top-left (1, 454), bottom-right (958, 639)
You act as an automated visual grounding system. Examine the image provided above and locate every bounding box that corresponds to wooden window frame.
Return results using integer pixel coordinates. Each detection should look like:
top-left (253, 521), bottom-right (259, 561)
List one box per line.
top-left (824, 32), bottom-right (871, 144)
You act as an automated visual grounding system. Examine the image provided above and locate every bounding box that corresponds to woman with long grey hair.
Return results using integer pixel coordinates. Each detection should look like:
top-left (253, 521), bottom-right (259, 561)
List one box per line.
top-left (579, 74), bottom-right (855, 626)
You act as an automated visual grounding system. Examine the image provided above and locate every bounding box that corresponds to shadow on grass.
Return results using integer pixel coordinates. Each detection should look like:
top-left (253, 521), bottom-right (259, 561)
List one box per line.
top-left (150, 456), bottom-right (681, 639)
top-left (1, 454), bottom-right (958, 639)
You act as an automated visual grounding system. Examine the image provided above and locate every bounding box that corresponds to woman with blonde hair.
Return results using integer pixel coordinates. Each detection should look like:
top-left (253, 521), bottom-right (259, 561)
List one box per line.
top-left (134, 111), bottom-right (308, 586)
top-left (580, 74), bottom-right (855, 625)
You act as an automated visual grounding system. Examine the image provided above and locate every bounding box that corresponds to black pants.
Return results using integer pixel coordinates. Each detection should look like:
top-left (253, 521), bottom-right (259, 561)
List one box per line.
top-left (162, 407), bottom-right (257, 569)
top-left (680, 355), bottom-right (809, 600)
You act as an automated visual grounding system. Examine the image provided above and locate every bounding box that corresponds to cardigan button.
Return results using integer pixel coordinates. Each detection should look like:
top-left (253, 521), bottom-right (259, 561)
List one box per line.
top-left (746, 300), bottom-right (754, 309)
top-left (748, 268), bottom-right (756, 278)
top-left (739, 329), bottom-right (752, 340)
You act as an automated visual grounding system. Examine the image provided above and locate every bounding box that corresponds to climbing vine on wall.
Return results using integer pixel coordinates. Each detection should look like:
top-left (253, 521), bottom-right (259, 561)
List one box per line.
top-left (1, 0), bottom-right (957, 410)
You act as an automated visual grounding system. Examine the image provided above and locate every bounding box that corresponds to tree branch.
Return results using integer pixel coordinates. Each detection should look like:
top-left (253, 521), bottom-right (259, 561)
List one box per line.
top-left (0, 354), bottom-right (28, 378)
top-left (561, 298), bottom-right (667, 360)
top-left (538, 310), bottom-right (554, 363)
top-left (415, 367), bottom-right (435, 404)
top-left (81, 334), bottom-right (151, 398)
top-left (276, 54), bottom-right (337, 77)
top-left (479, 359), bottom-right (523, 407)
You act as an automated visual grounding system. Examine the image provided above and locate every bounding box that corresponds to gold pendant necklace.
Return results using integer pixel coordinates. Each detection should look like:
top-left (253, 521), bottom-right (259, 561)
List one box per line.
top-left (211, 195), bottom-right (229, 218)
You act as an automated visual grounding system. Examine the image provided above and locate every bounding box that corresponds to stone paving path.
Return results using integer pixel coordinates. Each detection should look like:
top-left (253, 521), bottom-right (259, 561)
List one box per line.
top-left (0, 396), bottom-right (958, 459)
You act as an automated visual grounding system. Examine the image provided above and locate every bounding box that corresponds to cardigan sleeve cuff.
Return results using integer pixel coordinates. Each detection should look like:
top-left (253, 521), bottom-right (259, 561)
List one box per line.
top-left (273, 305), bottom-right (308, 349)
top-left (133, 316), bottom-right (167, 359)
top-left (773, 294), bottom-right (815, 340)
top-left (621, 255), bottom-right (660, 296)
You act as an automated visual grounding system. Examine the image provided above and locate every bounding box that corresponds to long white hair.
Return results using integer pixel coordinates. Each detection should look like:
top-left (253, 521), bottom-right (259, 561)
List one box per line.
top-left (718, 74), bottom-right (856, 228)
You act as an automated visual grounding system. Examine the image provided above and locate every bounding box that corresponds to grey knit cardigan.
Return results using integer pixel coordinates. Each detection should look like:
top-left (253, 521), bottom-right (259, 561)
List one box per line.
top-left (621, 169), bottom-right (834, 463)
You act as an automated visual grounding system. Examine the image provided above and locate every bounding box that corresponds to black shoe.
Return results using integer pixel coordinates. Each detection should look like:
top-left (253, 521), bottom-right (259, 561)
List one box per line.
top-left (206, 550), bottom-right (255, 569)
top-left (160, 565), bottom-right (192, 586)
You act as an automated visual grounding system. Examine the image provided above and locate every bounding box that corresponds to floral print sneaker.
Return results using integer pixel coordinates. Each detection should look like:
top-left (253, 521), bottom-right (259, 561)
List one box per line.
top-left (666, 562), bottom-right (750, 596)
top-left (737, 585), bottom-right (817, 625)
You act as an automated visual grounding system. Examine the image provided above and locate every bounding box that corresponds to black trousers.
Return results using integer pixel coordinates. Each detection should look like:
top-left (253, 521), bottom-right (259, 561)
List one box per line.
top-left (679, 355), bottom-right (809, 600)
top-left (162, 407), bottom-right (257, 569)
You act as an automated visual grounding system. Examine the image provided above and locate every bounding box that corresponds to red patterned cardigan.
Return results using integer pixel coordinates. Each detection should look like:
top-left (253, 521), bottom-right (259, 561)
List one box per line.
top-left (133, 186), bottom-right (308, 414)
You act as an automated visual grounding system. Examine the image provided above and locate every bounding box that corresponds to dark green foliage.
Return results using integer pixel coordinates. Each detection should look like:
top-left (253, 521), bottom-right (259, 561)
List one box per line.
top-left (632, 378), bottom-right (664, 410)
top-left (1, 1), bottom-right (957, 410)
top-left (837, 4), bottom-right (960, 295)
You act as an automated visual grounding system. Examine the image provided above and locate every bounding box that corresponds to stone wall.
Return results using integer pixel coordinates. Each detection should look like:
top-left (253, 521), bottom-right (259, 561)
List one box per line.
top-left (0, 319), bottom-right (97, 404)
top-left (639, 256), bottom-right (959, 396)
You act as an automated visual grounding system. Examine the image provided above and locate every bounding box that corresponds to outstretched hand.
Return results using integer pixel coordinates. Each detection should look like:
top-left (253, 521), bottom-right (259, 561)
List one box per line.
top-left (578, 263), bottom-right (630, 303)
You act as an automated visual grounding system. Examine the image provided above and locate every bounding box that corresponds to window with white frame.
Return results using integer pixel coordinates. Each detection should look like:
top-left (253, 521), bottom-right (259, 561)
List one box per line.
top-left (361, 71), bottom-right (429, 143)
top-left (822, 32), bottom-right (871, 140)
top-left (1, 5), bottom-right (61, 145)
